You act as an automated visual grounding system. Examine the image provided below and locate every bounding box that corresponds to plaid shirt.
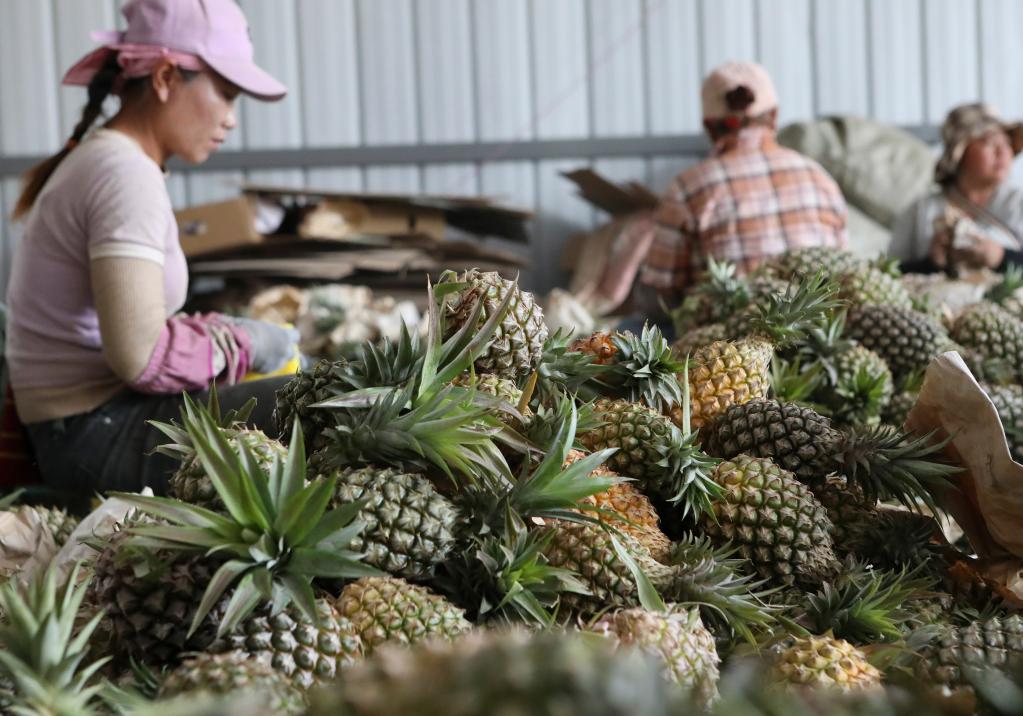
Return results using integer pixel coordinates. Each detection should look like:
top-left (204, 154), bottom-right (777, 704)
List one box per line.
top-left (638, 127), bottom-right (847, 297)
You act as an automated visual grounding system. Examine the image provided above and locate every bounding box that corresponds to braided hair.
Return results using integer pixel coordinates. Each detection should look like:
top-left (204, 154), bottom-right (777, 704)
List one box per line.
top-left (13, 52), bottom-right (122, 220)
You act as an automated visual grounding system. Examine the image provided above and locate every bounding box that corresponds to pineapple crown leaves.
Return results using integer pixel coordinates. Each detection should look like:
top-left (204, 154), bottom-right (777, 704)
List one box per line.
top-left (0, 562), bottom-right (109, 716)
top-left (0, 489), bottom-right (24, 512)
top-left (669, 258), bottom-right (751, 334)
top-left (533, 329), bottom-right (610, 407)
top-left (769, 355), bottom-right (825, 406)
top-left (657, 364), bottom-right (723, 520)
top-left (870, 254), bottom-right (903, 279)
top-left (800, 562), bottom-right (937, 645)
top-left (114, 396), bottom-right (381, 638)
top-left (523, 398), bottom-right (604, 451)
top-left (435, 512), bottom-right (588, 628)
top-left (795, 310), bottom-right (854, 385)
top-left (985, 263), bottom-right (1023, 305)
top-left (664, 534), bottom-right (780, 644)
top-left (314, 381), bottom-right (514, 484)
top-left (745, 270), bottom-right (843, 348)
top-left (456, 397), bottom-right (619, 537)
top-left (830, 366), bottom-right (890, 426)
top-left (835, 425), bottom-right (960, 515)
top-left (148, 382), bottom-right (257, 463)
top-left (593, 324), bottom-right (686, 412)
top-left (505, 397), bottom-right (620, 523)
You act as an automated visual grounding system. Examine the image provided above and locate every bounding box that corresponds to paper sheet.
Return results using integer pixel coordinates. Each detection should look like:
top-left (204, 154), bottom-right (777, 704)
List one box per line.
top-left (908, 352), bottom-right (1023, 597)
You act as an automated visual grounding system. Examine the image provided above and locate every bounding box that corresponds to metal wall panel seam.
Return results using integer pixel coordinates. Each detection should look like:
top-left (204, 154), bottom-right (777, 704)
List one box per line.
top-left (583, 0), bottom-right (595, 139)
top-left (919, 0), bottom-right (930, 123)
top-left (410, 0), bottom-right (426, 146)
top-left (808, 0), bottom-right (818, 117)
top-left (863, 0), bottom-right (875, 117)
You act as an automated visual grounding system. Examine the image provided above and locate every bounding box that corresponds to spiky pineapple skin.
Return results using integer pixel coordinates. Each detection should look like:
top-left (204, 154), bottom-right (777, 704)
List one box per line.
top-left (835, 265), bottom-right (914, 309)
top-left (440, 269), bottom-right (548, 379)
top-left (579, 399), bottom-right (684, 501)
top-left (916, 615), bottom-right (1023, 689)
top-left (683, 338), bottom-right (772, 429)
top-left (703, 399), bottom-right (839, 482)
top-left (308, 629), bottom-right (684, 716)
top-left (591, 607), bottom-right (720, 709)
top-left (570, 332), bottom-right (618, 365)
top-left (209, 600), bottom-right (363, 691)
top-left (671, 323), bottom-right (728, 358)
top-left (845, 305), bottom-right (952, 380)
top-left (19, 505), bottom-right (79, 548)
top-left (764, 247), bottom-right (865, 282)
top-left (882, 391), bottom-right (919, 428)
top-left (542, 520), bottom-right (666, 614)
top-left (274, 358), bottom-right (351, 448)
top-left (583, 478), bottom-right (672, 563)
top-left (327, 466), bottom-right (457, 579)
top-left (953, 302), bottom-right (1023, 384)
top-left (157, 651), bottom-right (303, 713)
top-left (809, 476), bottom-right (876, 547)
top-left (336, 577), bottom-right (472, 654)
top-left (700, 455), bottom-right (839, 587)
top-left (985, 383), bottom-right (1023, 461)
top-left (86, 526), bottom-right (220, 668)
top-left (772, 636), bottom-right (882, 692)
top-left (169, 428), bottom-right (286, 512)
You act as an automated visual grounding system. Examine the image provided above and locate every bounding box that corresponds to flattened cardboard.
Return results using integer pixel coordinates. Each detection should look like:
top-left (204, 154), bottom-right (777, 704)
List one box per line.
top-left (561, 168), bottom-right (658, 216)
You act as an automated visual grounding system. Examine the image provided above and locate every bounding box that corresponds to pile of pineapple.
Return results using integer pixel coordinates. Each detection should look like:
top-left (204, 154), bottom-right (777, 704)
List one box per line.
top-left (6, 258), bottom-right (1023, 715)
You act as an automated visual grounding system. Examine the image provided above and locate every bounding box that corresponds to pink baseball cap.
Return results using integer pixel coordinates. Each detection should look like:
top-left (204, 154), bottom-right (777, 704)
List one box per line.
top-left (701, 61), bottom-right (777, 120)
top-left (62, 0), bottom-right (286, 102)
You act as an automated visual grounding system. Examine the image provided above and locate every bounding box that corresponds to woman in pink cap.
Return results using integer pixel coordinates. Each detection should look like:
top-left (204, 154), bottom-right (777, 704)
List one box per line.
top-left (4, 0), bottom-right (296, 498)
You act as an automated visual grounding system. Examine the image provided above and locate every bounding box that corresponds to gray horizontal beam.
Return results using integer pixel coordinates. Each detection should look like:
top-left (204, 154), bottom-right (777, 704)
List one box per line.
top-left (0, 125), bottom-right (942, 178)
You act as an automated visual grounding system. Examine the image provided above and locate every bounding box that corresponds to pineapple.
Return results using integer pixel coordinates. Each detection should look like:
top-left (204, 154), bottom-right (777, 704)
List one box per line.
top-left (87, 519), bottom-right (222, 667)
top-left (984, 383), bottom-right (1023, 461)
top-left (438, 268), bottom-right (548, 379)
top-left (671, 323), bottom-right (728, 358)
top-left (579, 398), bottom-right (720, 516)
top-left (582, 477), bottom-right (672, 562)
top-left (302, 285), bottom-right (521, 484)
top-left (570, 331), bottom-right (618, 365)
top-left (703, 398), bottom-right (958, 513)
top-left (274, 357), bottom-right (359, 449)
top-left (111, 395), bottom-right (379, 689)
top-left (952, 302), bottom-right (1023, 384)
top-left (452, 371), bottom-right (529, 432)
top-left (207, 600), bottom-right (363, 690)
top-left (764, 246), bottom-right (866, 281)
top-left (835, 264), bottom-right (914, 309)
top-left (797, 312), bottom-right (893, 426)
top-left (0, 563), bottom-right (108, 716)
top-left (152, 386), bottom-right (286, 511)
top-left (591, 326), bottom-right (686, 413)
top-left (771, 636), bottom-right (882, 692)
top-left (845, 305), bottom-right (953, 380)
top-left (883, 392), bottom-right (919, 428)
top-left (915, 614), bottom-right (1023, 689)
top-left (699, 455), bottom-right (840, 587)
top-left (682, 272), bottom-right (840, 429)
top-left (326, 466), bottom-right (458, 579)
top-left (669, 258), bottom-right (752, 333)
top-left (541, 520), bottom-right (773, 641)
top-left (157, 651), bottom-right (303, 714)
top-left (307, 629), bottom-right (689, 716)
top-left (336, 576), bottom-right (472, 654)
top-left (15, 504), bottom-right (79, 548)
top-left (590, 607), bottom-right (720, 709)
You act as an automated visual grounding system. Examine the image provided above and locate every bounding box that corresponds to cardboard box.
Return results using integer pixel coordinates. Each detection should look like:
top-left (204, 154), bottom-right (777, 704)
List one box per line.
top-left (176, 196), bottom-right (261, 257)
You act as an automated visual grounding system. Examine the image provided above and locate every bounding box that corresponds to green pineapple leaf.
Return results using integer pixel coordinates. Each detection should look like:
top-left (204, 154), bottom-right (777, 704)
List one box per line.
top-left (114, 398), bottom-right (381, 638)
top-left (591, 325), bottom-right (686, 412)
top-left (0, 562), bottom-right (109, 716)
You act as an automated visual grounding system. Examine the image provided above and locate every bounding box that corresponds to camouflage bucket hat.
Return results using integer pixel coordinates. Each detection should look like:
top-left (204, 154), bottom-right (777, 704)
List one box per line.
top-left (935, 102), bottom-right (1023, 184)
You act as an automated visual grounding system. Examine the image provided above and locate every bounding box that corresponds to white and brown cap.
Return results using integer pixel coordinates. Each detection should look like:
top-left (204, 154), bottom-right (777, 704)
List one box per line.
top-left (935, 102), bottom-right (1023, 184)
top-left (701, 61), bottom-right (778, 121)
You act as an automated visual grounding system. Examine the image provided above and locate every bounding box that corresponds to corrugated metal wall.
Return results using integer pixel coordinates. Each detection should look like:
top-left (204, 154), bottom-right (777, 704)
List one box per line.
top-left (2, 0), bottom-right (1022, 293)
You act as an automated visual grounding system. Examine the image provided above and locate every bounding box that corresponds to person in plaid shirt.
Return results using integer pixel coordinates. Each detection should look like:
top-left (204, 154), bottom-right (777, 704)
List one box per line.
top-left (632, 61), bottom-right (848, 309)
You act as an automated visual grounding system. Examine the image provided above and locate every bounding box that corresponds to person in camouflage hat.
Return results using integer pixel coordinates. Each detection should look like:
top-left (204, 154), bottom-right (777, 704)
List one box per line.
top-left (891, 102), bottom-right (1023, 274)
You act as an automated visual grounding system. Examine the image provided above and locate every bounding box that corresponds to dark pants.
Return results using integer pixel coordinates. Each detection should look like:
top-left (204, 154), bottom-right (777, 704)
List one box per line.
top-left (24, 377), bottom-right (291, 497)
